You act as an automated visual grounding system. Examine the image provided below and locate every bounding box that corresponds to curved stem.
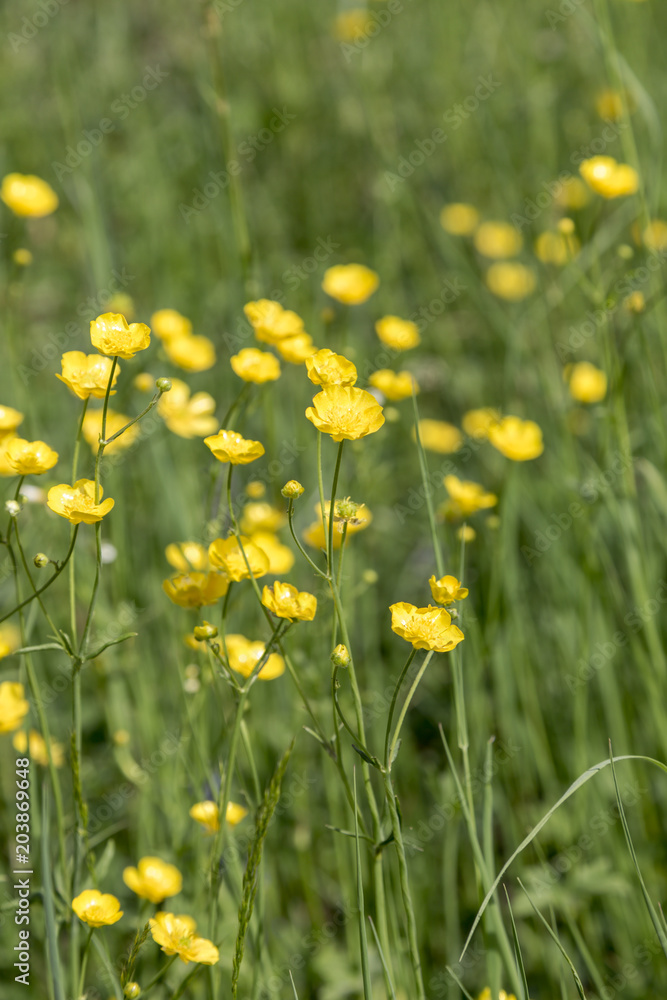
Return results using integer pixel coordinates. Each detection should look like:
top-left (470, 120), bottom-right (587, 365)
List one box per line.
top-left (383, 648), bottom-right (418, 767)
top-left (387, 652), bottom-right (434, 771)
top-left (327, 440), bottom-right (345, 572)
top-left (411, 387), bottom-right (444, 577)
top-left (0, 526), bottom-right (80, 625)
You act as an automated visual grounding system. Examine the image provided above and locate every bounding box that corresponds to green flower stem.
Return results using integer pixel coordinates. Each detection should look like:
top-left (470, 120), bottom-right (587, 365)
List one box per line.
top-left (69, 397), bottom-right (89, 642)
top-left (287, 499), bottom-right (327, 579)
top-left (383, 647), bottom-right (418, 767)
top-left (327, 440), bottom-right (345, 571)
top-left (331, 522), bottom-right (348, 650)
top-left (383, 769), bottom-right (426, 1000)
top-left (101, 387), bottom-right (165, 446)
top-left (12, 521), bottom-right (64, 644)
top-left (0, 526), bottom-right (79, 626)
top-left (411, 387), bottom-right (444, 577)
top-left (77, 927), bottom-right (94, 998)
top-left (387, 652), bottom-right (434, 771)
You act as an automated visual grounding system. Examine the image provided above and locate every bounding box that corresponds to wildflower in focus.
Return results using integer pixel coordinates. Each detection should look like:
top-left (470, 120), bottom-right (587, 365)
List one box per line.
top-left (151, 309), bottom-right (193, 341)
top-left (189, 800), bottom-right (249, 834)
top-left (488, 416), bottom-right (544, 460)
top-left (331, 644), bottom-right (351, 667)
top-left (231, 348), bottom-right (281, 383)
top-left (225, 633), bottom-right (286, 680)
top-left (123, 857), bottom-right (183, 904)
top-left (579, 156), bottom-right (639, 198)
top-left (193, 621), bottom-right (218, 641)
top-left (90, 313), bottom-right (151, 359)
top-left (282, 480), bottom-right (304, 499)
top-left (261, 581), bottom-right (317, 621)
top-left (0, 682), bottom-right (30, 733)
top-left (414, 419), bottom-right (462, 454)
top-left (163, 572), bottom-right (229, 608)
top-left (82, 409), bottom-right (139, 455)
top-left (57, 352), bottom-right (121, 399)
top-left (0, 624), bottom-right (21, 659)
top-left (204, 429), bottom-right (265, 464)
top-left (13, 729), bottom-right (65, 767)
top-left (566, 361), bottom-right (607, 403)
top-left (208, 535), bottom-right (270, 581)
top-left (461, 408), bottom-right (501, 440)
top-left (306, 386), bottom-right (384, 441)
top-left (165, 542), bottom-right (209, 573)
top-left (164, 335), bottom-right (216, 373)
top-left (0, 405), bottom-right (24, 440)
top-left (369, 370), bottom-right (418, 401)
top-left (306, 349), bottom-right (357, 387)
top-left (375, 315), bottom-right (420, 351)
top-left (157, 378), bottom-right (219, 439)
top-left (429, 575), bottom-right (469, 605)
top-left (473, 221), bottom-right (522, 259)
top-left (439, 202), bottom-right (480, 236)
top-left (6, 438), bottom-right (58, 475)
top-left (251, 531), bottom-right (295, 574)
top-left (276, 333), bottom-right (318, 363)
top-left (72, 890), bottom-right (123, 927)
top-left (389, 602), bottom-right (464, 652)
top-left (442, 475), bottom-right (497, 518)
top-left (534, 229), bottom-right (580, 265)
top-left (47, 480), bottom-right (114, 524)
top-left (149, 912), bottom-right (219, 965)
top-left (244, 300), bottom-right (305, 344)
top-left (485, 262), bottom-right (536, 301)
top-left (322, 264), bottom-right (379, 305)
top-left (1, 173), bottom-right (58, 217)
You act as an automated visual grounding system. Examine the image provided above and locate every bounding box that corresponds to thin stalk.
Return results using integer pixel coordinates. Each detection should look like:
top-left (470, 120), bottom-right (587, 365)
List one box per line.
top-left (383, 648), bottom-right (418, 767)
top-left (411, 388), bottom-right (444, 576)
top-left (387, 652), bottom-right (434, 770)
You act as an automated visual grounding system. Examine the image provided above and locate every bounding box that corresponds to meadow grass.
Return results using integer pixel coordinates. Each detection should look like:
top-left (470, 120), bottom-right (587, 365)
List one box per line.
top-left (1, 1), bottom-right (667, 998)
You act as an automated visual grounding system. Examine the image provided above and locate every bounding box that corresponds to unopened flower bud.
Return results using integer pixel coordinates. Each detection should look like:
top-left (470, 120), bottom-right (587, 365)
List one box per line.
top-left (5, 500), bottom-right (21, 517)
top-left (194, 621), bottom-right (218, 641)
top-left (331, 644), bottom-right (351, 668)
top-left (282, 480), bottom-right (304, 499)
top-left (124, 984), bottom-right (142, 999)
top-left (33, 553), bottom-right (49, 568)
top-left (155, 377), bottom-right (172, 393)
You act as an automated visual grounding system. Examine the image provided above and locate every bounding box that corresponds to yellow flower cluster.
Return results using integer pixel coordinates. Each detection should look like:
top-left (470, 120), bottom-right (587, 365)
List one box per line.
top-left (151, 308), bottom-right (216, 372)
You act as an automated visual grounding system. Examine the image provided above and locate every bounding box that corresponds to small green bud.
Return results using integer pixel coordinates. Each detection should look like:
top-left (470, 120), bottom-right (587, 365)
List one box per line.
top-left (124, 984), bottom-right (142, 999)
top-left (5, 500), bottom-right (21, 517)
top-left (33, 553), bottom-right (49, 568)
top-left (194, 621), bottom-right (218, 641)
top-left (331, 644), bottom-right (351, 668)
top-left (155, 377), bottom-right (172, 393)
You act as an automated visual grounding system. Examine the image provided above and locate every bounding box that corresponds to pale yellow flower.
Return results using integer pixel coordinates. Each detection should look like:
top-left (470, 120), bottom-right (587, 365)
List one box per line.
top-left (157, 378), bottom-right (219, 439)
top-left (322, 264), bottom-right (379, 305)
top-left (474, 221), bottom-right (522, 259)
top-left (439, 203), bottom-right (480, 236)
top-left (375, 315), bottom-right (420, 351)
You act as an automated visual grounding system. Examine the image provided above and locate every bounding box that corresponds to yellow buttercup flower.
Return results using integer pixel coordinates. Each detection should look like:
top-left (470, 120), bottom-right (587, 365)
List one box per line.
top-left (474, 221), bottom-right (522, 259)
top-left (439, 203), bottom-right (480, 236)
top-left (231, 348), bottom-right (281, 384)
top-left (204, 429), bottom-right (265, 464)
top-left (306, 349), bottom-right (357, 387)
top-left (461, 408), bottom-right (501, 440)
top-left (123, 857), bottom-right (182, 904)
top-left (276, 333), bottom-right (318, 363)
top-left (389, 602), bottom-right (464, 653)
top-left (151, 309), bottom-right (193, 342)
top-left (306, 386), bottom-right (385, 441)
top-left (149, 912), bottom-right (219, 965)
top-left (429, 575), bottom-right (469, 605)
top-left (0, 405), bottom-right (24, 441)
top-left (595, 89), bottom-right (625, 121)
top-left (333, 8), bottom-right (374, 41)
top-left (322, 264), bottom-right (379, 305)
top-left (165, 542), bottom-right (209, 573)
top-left (13, 729), bottom-right (65, 767)
top-left (251, 531), bottom-right (295, 575)
top-left (247, 480), bottom-right (266, 499)
top-left (208, 535), bottom-right (270, 582)
top-left (6, 438), bottom-right (58, 475)
top-left (240, 502), bottom-right (285, 535)
top-left (47, 479), bottom-right (114, 524)
top-left (414, 419), bottom-right (462, 454)
top-left (458, 525), bottom-right (476, 542)
top-left (72, 890), bottom-right (123, 928)
top-left (0, 682), bottom-right (30, 733)
top-left (485, 262), bottom-right (536, 301)
top-left (189, 800), bottom-right (249, 834)
top-left (261, 581), bottom-right (317, 621)
top-left (488, 416), bottom-right (544, 461)
top-left (442, 475), bottom-right (497, 518)
top-left (83, 409), bottom-right (139, 456)
top-left (56, 352), bottom-right (121, 400)
top-left (641, 220), bottom-right (667, 252)
top-left (624, 290), bottom-right (645, 314)
top-left (1, 173), bottom-right (58, 217)
top-left (375, 315), bottom-right (420, 351)
top-left (477, 990), bottom-right (517, 1000)
top-left (534, 229), bottom-right (580, 265)
top-left (157, 378), bottom-right (219, 439)
top-left (0, 624), bottom-right (21, 660)
top-left (90, 312), bottom-right (151, 359)
top-left (554, 176), bottom-right (590, 210)
top-left (225, 634), bottom-right (286, 680)
top-left (368, 370), bottom-right (418, 401)
top-left (579, 156), bottom-right (639, 198)
top-left (163, 572), bottom-right (229, 608)
top-left (164, 335), bottom-right (216, 373)
top-left (566, 362), bottom-right (607, 403)
top-left (244, 300), bottom-right (305, 344)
